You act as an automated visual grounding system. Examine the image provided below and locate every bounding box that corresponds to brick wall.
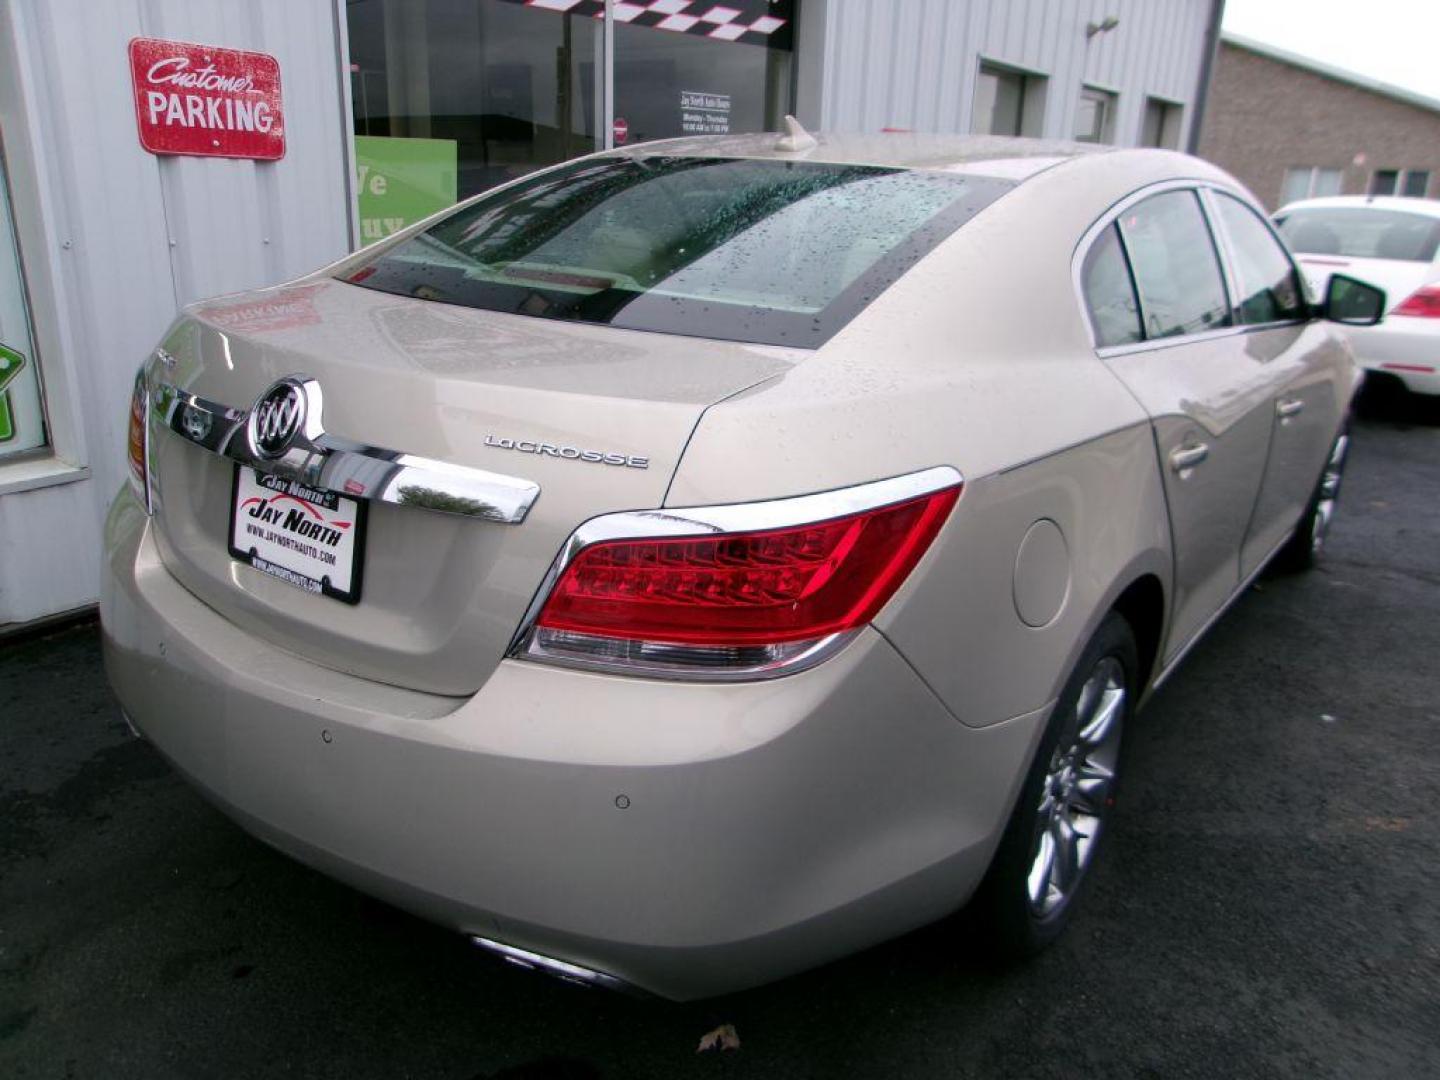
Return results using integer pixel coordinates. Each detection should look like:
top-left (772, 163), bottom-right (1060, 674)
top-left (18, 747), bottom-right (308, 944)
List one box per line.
top-left (1199, 41), bottom-right (1440, 209)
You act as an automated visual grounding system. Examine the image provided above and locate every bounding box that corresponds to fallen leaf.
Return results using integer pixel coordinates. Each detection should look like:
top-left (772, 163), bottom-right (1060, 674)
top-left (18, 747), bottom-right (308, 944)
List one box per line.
top-left (697, 1023), bottom-right (741, 1053)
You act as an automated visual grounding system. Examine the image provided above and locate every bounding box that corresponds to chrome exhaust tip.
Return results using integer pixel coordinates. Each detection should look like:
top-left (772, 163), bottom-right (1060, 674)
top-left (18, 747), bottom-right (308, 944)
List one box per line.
top-left (119, 709), bottom-right (146, 740)
top-left (471, 936), bottom-right (637, 995)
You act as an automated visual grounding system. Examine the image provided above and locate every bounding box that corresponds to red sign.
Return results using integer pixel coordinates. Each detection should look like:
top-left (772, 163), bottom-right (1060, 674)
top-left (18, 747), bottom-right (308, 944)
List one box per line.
top-left (129, 37), bottom-right (285, 160)
top-left (613, 117), bottom-right (629, 145)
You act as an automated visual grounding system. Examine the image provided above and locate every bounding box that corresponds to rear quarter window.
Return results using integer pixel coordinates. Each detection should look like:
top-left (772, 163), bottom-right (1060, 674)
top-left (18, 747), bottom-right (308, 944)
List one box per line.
top-left (1081, 224), bottom-right (1143, 347)
top-left (1118, 190), bottom-right (1232, 339)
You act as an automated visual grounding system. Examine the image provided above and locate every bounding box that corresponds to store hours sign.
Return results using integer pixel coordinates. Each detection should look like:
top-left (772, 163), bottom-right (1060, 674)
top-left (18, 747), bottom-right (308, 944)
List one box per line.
top-left (128, 37), bottom-right (285, 160)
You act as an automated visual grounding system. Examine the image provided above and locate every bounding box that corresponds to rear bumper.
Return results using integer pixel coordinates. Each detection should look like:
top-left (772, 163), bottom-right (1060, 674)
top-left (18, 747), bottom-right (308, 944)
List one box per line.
top-left (1346, 317), bottom-right (1440, 395)
top-left (99, 488), bottom-right (1047, 999)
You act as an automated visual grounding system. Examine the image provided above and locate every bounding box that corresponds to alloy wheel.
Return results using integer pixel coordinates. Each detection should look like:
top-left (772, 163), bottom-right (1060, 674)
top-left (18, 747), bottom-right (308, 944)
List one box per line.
top-left (1310, 432), bottom-right (1349, 556)
top-left (1026, 656), bottom-right (1126, 918)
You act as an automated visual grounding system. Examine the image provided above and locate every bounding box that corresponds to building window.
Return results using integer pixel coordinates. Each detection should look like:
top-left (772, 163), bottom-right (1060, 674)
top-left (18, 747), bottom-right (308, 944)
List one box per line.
top-left (1074, 86), bottom-right (1116, 144)
top-left (613, 3), bottom-right (794, 146)
top-left (344, 0), bottom-right (797, 246)
top-left (1139, 97), bottom-right (1182, 149)
top-left (1280, 166), bottom-right (1343, 205)
top-left (0, 152), bottom-right (46, 459)
top-left (1371, 168), bottom-right (1430, 197)
top-left (347, 0), bottom-right (598, 244)
top-left (973, 62), bottom-right (1046, 137)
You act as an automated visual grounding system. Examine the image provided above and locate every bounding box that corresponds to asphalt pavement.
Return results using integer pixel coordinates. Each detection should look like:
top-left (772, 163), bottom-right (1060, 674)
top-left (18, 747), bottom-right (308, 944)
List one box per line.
top-left (2, 389), bottom-right (1438, 1079)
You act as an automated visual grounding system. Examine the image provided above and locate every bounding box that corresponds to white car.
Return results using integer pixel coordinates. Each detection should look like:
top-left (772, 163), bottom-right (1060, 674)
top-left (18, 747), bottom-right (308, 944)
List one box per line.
top-left (1276, 195), bottom-right (1440, 397)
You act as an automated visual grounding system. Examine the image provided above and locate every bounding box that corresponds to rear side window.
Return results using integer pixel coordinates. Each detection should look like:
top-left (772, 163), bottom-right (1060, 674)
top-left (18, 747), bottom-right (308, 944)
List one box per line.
top-left (1212, 193), bottom-right (1305, 324)
top-left (1118, 190), bottom-right (1232, 339)
top-left (342, 156), bottom-right (1014, 348)
top-left (1277, 207), bottom-right (1440, 262)
top-left (1081, 224), bottom-right (1142, 346)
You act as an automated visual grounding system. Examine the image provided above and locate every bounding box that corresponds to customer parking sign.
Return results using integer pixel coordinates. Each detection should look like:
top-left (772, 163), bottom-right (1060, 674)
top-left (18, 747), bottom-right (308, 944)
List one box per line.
top-left (128, 37), bottom-right (285, 160)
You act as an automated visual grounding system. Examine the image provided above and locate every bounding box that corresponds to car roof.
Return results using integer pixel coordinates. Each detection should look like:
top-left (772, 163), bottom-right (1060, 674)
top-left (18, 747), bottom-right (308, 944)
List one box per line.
top-left (1277, 195), bottom-right (1440, 219)
top-left (607, 131), bottom-right (1115, 183)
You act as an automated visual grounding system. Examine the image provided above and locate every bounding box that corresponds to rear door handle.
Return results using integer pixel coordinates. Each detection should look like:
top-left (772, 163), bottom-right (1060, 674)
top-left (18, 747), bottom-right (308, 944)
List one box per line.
top-left (1277, 398), bottom-right (1306, 420)
top-left (1169, 443), bottom-right (1210, 473)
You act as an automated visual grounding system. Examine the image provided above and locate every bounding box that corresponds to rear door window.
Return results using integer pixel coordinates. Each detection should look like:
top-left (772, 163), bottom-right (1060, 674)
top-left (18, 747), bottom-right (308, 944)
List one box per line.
top-left (1118, 190), bottom-right (1232, 339)
top-left (342, 156), bottom-right (1014, 348)
top-left (1211, 193), bottom-right (1305, 324)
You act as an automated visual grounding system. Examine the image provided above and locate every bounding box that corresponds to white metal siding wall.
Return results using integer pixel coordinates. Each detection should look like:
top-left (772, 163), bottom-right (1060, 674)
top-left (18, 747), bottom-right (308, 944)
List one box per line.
top-left (812, 0), bottom-right (1213, 148)
top-left (0, 0), bottom-right (350, 625)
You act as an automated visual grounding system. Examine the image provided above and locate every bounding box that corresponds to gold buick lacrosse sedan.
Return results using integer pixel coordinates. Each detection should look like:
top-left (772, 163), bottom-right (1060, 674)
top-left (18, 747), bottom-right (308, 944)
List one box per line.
top-left (101, 129), bottom-right (1382, 1000)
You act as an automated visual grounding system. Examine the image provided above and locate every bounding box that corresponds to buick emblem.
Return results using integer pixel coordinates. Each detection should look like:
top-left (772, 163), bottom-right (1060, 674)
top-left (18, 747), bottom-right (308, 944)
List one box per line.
top-left (247, 378), bottom-right (309, 459)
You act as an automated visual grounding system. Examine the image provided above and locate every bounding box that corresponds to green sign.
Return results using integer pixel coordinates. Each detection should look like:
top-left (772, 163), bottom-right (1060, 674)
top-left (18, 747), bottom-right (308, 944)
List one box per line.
top-left (0, 342), bottom-right (25, 442)
top-left (355, 136), bottom-right (458, 246)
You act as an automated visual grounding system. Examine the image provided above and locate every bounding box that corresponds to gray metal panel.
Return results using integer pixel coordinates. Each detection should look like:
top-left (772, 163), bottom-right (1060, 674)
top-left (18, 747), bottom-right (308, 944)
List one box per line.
top-left (0, 0), bottom-right (349, 624)
top-left (140, 0), bottom-right (352, 306)
top-left (816, 0), bottom-right (1214, 148)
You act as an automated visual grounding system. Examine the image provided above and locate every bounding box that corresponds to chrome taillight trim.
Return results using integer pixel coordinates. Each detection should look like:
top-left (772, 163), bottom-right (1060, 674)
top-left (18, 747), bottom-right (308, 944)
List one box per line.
top-left (147, 374), bottom-right (540, 523)
top-left (508, 465), bottom-right (963, 681)
top-left (514, 625), bottom-right (860, 682)
top-left (129, 369), bottom-right (153, 515)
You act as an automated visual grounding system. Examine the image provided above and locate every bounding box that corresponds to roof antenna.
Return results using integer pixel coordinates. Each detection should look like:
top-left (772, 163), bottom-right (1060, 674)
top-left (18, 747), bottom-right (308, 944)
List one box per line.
top-left (776, 115), bottom-right (818, 153)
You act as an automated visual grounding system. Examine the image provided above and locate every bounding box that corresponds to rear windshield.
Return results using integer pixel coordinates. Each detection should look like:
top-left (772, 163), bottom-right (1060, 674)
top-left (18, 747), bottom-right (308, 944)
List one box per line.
top-left (341, 155), bottom-right (1014, 348)
top-left (1277, 207), bottom-right (1440, 263)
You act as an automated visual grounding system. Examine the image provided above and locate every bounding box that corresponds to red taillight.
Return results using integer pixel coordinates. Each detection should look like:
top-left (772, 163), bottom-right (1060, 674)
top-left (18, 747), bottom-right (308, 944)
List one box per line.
top-left (535, 486), bottom-right (959, 650)
top-left (1392, 284), bottom-right (1440, 318)
top-left (127, 370), bottom-right (151, 512)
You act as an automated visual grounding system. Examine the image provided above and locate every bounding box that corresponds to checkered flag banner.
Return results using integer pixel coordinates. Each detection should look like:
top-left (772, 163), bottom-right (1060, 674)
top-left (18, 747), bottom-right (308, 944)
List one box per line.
top-left (502, 0), bottom-right (795, 49)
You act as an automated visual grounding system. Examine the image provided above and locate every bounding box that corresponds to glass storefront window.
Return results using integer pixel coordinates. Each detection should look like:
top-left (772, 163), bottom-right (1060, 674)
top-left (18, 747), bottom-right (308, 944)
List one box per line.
top-left (345, 0), bottom-right (797, 245)
top-left (612, 1), bottom-right (795, 145)
top-left (348, 0), bottom-right (599, 243)
top-left (0, 149), bottom-right (46, 458)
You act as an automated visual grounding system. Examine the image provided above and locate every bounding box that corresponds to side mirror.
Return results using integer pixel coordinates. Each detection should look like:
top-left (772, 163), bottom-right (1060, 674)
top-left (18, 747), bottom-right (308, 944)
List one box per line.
top-left (1324, 274), bottom-right (1386, 326)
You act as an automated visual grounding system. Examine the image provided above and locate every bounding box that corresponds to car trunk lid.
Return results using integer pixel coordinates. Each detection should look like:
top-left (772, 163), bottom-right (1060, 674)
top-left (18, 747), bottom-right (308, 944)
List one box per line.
top-left (147, 278), bottom-right (797, 696)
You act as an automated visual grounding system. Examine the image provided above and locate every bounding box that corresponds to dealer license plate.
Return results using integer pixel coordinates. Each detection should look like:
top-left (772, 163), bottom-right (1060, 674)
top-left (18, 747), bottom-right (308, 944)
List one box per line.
top-left (229, 467), bottom-right (366, 604)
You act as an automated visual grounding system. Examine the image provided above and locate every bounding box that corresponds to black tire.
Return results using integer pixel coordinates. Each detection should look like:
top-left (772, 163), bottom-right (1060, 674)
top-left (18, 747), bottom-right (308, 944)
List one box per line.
top-left (1273, 420), bottom-right (1350, 574)
top-left (971, 611), bottom-right (1138, 958)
